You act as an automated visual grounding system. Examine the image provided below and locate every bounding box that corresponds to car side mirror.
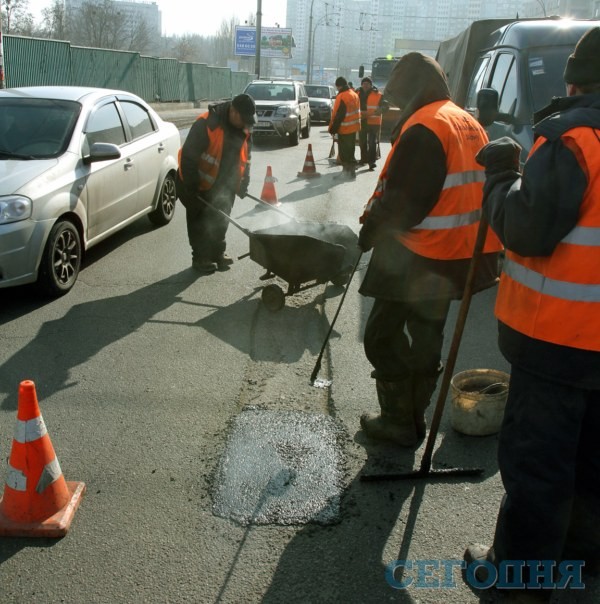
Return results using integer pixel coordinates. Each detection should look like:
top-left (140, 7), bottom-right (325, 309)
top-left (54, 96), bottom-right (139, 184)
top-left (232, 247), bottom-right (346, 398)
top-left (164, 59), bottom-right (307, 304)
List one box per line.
top-left (476, 88), bottom-right (499, 127)
top-left (299, 96), bottom-right (308, 103)
top-left (83, 142), bottom-right (121, 165)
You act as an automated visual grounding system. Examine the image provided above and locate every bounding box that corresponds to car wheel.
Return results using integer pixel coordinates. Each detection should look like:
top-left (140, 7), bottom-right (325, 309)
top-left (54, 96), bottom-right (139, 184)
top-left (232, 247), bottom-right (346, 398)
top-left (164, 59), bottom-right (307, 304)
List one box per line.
top-left (148, 172), bottom-right (176, 226)
top-left (301, 115), bottom-right (311, 139)
top-left (37, 219), bottom-right (82, 297)
top-left (289, 122), bottom-right (300, 146)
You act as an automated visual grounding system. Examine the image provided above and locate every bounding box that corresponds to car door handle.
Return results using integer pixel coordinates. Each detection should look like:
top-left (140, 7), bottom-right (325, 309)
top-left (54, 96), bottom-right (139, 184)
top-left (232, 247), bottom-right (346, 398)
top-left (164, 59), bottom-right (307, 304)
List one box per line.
top-left (157, 143), bottom-right (165, 153)
top-left (124, 159), bottom-right (134, 170)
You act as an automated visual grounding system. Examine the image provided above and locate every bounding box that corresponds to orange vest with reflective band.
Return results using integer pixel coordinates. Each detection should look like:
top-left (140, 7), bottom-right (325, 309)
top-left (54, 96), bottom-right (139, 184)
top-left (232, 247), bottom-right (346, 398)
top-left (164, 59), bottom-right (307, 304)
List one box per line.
top-left (178, 111), bottom-right (249, 192)
top-left (361, 100), bottom-right (502, 260)
top-left (365, 90), bottom-right (383, 126)
top-left (495, 127), bottom-right (600, 351)
top-left (332, 89), bottom-right (361, 135)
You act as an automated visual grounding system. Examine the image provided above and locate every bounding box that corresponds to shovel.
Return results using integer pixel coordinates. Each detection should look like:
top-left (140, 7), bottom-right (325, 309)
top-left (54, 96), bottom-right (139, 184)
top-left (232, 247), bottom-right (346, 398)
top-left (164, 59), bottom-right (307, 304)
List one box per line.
top-left (360, 216), bottom-right (491, 481)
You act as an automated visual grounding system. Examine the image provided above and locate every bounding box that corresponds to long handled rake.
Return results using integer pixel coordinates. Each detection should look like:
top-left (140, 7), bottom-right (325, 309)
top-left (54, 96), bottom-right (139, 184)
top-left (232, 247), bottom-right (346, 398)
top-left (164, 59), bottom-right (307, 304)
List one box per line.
top-left (360, 217), bottom-right (491, 481)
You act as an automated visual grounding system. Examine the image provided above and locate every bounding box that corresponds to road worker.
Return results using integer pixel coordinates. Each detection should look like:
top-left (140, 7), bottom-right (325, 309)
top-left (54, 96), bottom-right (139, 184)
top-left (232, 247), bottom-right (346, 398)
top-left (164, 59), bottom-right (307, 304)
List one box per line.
top-left (357, 76), bottom-right (386, 171)
top-left (357, 53), bottom-right (502, 447)
top-left (176, 93), bottom-right (255, 274)
top-left (464, 27), bottom-right (600, 600)
top-left (329, 76), bottom-right (361, 179)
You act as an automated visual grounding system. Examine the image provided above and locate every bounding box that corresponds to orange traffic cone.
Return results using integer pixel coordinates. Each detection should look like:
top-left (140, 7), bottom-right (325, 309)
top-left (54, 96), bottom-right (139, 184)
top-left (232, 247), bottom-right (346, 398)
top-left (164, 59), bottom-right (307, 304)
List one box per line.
top-left (297, 144), bottom-right (321, 178)
top-left (0, 380), bottom-right (85, 537)
top-left (260, 165), bottom-right (280, 207)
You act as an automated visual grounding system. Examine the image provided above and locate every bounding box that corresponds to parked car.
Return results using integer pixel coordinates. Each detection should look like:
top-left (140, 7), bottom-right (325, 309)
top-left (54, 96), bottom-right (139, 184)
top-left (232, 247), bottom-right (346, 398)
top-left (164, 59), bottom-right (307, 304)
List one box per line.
top-left (243, 80), bottom-right (311, 145)
top-left (0, 86), bottom-right (180, 296)
top-left (305, 84), bottom-right (336, 123)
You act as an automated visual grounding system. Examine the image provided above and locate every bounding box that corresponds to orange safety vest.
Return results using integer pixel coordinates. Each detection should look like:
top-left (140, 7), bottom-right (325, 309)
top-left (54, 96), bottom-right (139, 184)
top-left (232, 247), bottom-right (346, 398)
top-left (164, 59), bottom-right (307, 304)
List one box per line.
top-left (362, 100), bottom-right (502, 260)
top-left (178, 111), bottom-right (250, 192)
top-left (365, 90), bottom-right (383, 126)
top-left (495, 127), bottom-right (600, 351)
top-left (331, 89), bottom-right (361, 135)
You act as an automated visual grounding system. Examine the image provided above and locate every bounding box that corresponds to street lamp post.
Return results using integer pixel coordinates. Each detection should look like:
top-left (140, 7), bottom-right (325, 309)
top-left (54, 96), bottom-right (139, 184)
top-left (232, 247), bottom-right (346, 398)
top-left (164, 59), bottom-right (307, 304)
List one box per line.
top-left (306, 0), bottom-right (316, 84)
top-left (255, 0), bottom-right (262, 79)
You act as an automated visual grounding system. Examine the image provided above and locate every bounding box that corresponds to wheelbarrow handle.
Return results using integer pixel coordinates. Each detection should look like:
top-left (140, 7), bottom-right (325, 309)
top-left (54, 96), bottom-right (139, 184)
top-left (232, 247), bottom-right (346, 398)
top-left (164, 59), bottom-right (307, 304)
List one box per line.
top-left (196, 195), bottom-right (250, 237)
top-left (245, 193), bottom-right (298, 222)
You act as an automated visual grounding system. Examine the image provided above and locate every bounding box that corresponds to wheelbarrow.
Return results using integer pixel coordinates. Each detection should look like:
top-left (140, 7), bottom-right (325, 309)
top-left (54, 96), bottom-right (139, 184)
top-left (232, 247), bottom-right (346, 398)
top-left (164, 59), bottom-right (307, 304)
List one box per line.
top-left (197, 195), bottom-right (359, 311)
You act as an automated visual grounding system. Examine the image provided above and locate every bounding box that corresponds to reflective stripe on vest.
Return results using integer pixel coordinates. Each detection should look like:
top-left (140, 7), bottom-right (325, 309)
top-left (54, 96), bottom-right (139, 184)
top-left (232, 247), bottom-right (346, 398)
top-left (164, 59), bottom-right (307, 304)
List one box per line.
top-left (394, 100), bottom-right (501, 259)
top-left (495, 126), bottom-right (600, 351)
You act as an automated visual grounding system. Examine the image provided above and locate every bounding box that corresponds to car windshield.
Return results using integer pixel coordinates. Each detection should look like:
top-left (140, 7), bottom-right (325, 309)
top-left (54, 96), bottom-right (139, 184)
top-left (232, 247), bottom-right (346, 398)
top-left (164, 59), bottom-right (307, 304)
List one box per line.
top-left (305, 86), bottom-right (331, 98)
top-left (527, 46), bottom-right (573, 112)
top-left (372, 60), bottom-right (398, 79)
top-left (245, 83), bottom-right (296, 101)
top-left (0, 98), bottom-right (81, 159)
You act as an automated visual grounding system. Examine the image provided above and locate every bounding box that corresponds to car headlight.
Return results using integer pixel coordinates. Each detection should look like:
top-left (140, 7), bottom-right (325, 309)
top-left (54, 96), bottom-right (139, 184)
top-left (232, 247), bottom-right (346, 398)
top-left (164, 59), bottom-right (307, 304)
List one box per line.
top-left (275, 106), bottom-right (299, 117)
top-left (0, 196), bottom-right (33, 224)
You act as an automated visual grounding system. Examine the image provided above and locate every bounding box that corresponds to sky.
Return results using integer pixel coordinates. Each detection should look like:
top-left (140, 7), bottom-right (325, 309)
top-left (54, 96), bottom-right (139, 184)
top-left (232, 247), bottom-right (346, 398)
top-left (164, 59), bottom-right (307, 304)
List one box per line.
top-left (24, 0), bottom-right (287, 38)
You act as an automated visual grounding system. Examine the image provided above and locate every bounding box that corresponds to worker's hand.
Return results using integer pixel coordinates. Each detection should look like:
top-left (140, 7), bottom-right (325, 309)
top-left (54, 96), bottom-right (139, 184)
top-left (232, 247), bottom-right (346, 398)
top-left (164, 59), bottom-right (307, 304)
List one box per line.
top-left (238, 186), bottom-right (248, 199)
top-left (476, 137), bottom-right (522, 175)
top-left (358, 223), bottom-right (376, 252)
top-left (328, 125), bottom-right (335, 135)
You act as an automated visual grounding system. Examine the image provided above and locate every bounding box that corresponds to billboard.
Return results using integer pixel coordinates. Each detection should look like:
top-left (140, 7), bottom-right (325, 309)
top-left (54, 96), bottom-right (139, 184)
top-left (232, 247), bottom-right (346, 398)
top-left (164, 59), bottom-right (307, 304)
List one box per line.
top-left (234, 26), bottom-right (294, 59)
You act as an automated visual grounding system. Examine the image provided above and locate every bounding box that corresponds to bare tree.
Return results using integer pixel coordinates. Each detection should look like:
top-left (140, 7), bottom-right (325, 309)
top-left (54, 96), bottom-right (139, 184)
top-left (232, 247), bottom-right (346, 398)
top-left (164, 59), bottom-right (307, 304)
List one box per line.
top-left (39, 0), bottom-right (67, 40)
top-left (213, 17), bottom-right (239, 67)
top-left (1, 0), bottom-right (34, 35)
top-left (66, 0), bottom-right (152, 52)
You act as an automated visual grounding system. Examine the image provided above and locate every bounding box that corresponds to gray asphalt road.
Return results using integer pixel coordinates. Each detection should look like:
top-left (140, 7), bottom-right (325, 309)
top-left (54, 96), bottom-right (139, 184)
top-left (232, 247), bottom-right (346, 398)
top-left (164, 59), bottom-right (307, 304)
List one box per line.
top-left (0, 120), bottom-right (597, 604)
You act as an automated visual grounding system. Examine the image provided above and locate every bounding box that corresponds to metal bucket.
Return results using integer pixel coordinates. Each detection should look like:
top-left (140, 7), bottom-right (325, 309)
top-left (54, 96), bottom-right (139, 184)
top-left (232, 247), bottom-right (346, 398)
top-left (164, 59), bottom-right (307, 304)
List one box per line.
top-left (450, 369), bottom-right (510, 436)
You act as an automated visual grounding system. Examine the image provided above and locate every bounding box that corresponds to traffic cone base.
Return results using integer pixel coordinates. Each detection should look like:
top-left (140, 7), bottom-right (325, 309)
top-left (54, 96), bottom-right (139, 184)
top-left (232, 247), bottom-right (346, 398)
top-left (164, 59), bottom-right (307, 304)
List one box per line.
top-left (297, 144), bottom-right (321, 178)
top-left (0, 481), bottom-right (85, 538)
top-left (260, 166), bottom-right (280, 207)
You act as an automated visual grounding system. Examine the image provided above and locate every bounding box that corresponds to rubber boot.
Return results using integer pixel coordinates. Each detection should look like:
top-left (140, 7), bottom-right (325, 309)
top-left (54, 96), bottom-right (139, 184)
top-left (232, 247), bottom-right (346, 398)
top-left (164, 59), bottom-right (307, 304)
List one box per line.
top-left (413, 364), bottom-right (443, 439)
top-left (360, 378), bottom-right (418, 447)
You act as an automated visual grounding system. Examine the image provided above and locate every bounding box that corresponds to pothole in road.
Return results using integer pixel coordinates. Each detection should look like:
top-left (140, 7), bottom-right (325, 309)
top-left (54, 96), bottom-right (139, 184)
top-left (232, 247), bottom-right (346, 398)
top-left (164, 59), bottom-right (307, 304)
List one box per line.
top-left (212, 409), bottom-right (345, 526)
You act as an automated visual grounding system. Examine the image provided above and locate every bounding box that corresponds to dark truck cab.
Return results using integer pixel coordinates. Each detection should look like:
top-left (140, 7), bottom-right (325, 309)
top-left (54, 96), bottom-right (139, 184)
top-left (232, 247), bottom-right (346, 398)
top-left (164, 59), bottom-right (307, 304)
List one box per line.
top-left (436, 18), bottom-right (600, 161)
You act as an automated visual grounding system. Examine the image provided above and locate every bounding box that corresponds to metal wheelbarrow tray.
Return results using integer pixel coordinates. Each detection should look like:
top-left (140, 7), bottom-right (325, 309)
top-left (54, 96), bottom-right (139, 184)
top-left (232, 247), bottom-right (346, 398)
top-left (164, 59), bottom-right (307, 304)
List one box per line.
top-left (248, 220), bottom-right (359, 311)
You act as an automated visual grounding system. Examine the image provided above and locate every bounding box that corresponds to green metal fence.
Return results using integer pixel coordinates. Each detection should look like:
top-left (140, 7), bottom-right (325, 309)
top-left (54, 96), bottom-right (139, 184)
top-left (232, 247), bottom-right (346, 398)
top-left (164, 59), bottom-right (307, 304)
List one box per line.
top-left (3, 35), bottom-right (252, 102)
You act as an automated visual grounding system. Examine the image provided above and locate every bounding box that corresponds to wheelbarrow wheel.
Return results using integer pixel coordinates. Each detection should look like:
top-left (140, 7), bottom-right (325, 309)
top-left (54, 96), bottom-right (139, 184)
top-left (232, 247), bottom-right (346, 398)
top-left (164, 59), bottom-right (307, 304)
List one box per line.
top-left (261, 284), bottom-right (286, 311)
top-left (330, 271), bottom-right (351, 287)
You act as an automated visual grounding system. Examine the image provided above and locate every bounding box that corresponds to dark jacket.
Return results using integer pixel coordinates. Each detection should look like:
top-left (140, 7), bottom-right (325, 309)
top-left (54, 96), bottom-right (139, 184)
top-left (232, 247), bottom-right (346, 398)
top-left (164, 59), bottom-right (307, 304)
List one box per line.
top-left (483, 92), bottom-right (600, 388)
top-left (329, 85), bottom-right (349, 134)
top-left (357, 86), bottom-right (387, 124)
top-left (178, 100), bottom-right (251, 203)
top-left (359, 53), bottom-right (499, 302)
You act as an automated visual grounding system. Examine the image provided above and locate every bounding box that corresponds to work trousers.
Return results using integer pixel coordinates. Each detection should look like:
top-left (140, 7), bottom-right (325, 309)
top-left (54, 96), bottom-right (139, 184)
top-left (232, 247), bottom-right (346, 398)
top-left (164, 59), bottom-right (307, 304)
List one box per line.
top-left (359, 122), bottom-right (379, 166)
top-left (492, 364), bottom-right (600, 571)
top-left (337, 132), bottom-right (357, 168)
top-left (177, 177), bottom-right (235, 261)
top-left (363, 297), bottom-right (451, 382)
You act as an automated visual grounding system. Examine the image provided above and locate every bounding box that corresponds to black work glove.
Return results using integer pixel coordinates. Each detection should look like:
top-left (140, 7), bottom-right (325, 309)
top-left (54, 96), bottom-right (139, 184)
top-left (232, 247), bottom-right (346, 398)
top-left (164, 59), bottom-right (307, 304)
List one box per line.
top-left (358, 223), bottom-right (377, 253)
top-left (238, 186), bottom-right (248, 199)
top-left (476, 137), bottom-right (522, 175)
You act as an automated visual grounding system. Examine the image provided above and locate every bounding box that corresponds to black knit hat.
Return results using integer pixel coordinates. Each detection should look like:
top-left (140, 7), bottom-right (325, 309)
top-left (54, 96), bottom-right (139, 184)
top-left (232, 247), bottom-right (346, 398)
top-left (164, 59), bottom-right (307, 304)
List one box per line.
top-left (564, 27), bottom-right (600, 85)
top-left (335, 76), bottom-right (347, 87)
top-left (361, 76), bottom-right (373, 85)
top-left (232, 93), bottom-right (257, 125)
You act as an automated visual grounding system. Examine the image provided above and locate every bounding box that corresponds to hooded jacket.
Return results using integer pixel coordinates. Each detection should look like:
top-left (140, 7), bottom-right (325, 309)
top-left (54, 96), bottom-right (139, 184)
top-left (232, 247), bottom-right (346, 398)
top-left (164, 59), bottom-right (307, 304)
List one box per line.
top-left (359, 53), bottom-right (500, 302)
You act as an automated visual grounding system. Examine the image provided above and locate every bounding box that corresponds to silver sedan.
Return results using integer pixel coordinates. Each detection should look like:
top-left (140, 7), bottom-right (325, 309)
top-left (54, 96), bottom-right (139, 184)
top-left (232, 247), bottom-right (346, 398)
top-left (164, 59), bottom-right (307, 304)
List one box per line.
top-left (0, 86), bottom-right (180, 296)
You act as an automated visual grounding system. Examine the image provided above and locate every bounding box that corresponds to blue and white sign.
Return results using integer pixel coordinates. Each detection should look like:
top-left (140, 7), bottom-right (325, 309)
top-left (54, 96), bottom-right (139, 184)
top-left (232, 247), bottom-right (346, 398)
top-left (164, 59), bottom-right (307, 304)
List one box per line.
top-left (235, 26), bottom-right (294, 59)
